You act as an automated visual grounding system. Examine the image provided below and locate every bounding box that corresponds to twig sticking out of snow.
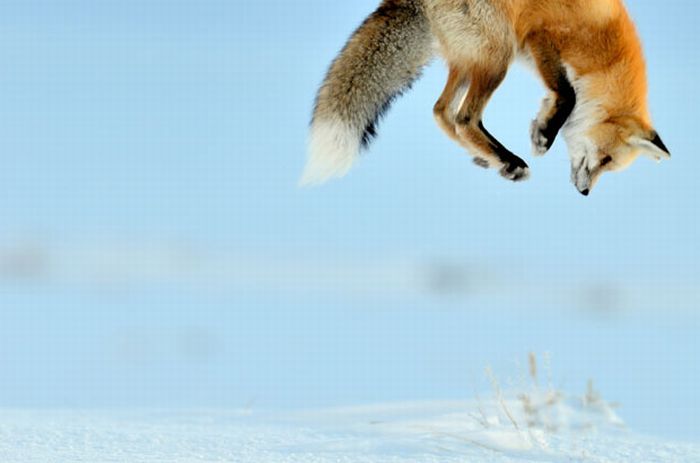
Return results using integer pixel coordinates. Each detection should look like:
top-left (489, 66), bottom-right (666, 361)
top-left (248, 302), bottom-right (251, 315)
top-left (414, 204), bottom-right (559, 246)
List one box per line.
top-left (529, 352), bottom-right (538, 388)
top-left (459, 353), bottom-right (625, 458)
top-left (485, 366), bottom-right (521, 433)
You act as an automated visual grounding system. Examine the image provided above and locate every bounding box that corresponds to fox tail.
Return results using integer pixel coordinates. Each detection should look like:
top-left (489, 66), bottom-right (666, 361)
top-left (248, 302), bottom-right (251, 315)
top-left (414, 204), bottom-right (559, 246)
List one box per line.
top-left (300, 0), bottom-right (434, 185)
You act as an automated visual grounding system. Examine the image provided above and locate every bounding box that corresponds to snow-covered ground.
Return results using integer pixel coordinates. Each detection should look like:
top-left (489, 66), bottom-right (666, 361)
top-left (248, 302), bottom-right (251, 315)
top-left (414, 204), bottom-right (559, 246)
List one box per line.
top-left (0, 404), bottom-right (696, 462)
top-left (1, 2), bottom-right (698, 461)
top-left (2, 377), bottom-right (698, 462)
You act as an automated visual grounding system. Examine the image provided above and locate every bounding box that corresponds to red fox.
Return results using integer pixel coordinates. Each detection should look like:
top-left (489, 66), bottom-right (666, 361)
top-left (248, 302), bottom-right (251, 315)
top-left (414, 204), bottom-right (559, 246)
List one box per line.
top-left (301, 0), bottom-right (670, 195)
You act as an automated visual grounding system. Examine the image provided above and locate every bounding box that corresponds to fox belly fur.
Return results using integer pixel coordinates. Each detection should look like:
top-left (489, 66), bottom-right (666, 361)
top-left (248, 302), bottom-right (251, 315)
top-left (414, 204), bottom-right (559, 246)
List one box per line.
top-left (301, 0), bottom-right (670, 195)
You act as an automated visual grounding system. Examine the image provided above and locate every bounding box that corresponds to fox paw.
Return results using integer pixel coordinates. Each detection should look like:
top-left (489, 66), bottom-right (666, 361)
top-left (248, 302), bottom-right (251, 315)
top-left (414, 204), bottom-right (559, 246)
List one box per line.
top-left (500, 159), bottom-right (530, 182)
top-left (530, 118), bottom-right (551, 156)
top-left (473, 156), bottom-right (529, 181)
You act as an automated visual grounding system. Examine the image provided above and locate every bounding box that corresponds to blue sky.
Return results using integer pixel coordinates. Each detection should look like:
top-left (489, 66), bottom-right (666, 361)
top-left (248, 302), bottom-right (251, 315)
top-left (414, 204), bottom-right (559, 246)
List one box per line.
top-left (0, 0), bottom-right (698, 440)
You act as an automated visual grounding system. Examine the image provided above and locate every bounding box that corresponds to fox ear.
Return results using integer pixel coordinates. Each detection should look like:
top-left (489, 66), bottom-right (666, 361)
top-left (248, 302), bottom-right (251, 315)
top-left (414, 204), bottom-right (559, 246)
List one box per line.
top-left (632, 131), bottom-right (671, 162)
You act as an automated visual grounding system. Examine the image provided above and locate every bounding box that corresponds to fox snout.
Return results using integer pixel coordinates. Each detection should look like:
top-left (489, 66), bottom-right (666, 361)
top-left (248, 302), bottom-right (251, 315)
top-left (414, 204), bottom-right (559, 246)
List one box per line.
top-left (571, 159), bottom-right (594, 196)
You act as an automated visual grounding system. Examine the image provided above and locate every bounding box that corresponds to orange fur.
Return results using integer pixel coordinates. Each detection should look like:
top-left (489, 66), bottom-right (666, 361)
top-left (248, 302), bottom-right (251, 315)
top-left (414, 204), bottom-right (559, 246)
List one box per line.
top-left (304, 0), bottom-right (669, 193)
top-left (516, 0), bottom-right (650, 124)
top-left (424, 0), bottom-right (666, 192)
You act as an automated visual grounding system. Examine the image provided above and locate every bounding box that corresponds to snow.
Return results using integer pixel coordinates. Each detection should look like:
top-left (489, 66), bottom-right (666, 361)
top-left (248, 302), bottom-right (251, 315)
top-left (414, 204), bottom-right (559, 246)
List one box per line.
top-left (2, 391), bottom-right (698, 462)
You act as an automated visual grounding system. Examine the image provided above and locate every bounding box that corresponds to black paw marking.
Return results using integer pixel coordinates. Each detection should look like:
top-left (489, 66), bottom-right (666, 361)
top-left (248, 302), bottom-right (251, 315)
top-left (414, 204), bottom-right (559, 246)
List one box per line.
top-left (473, 157), bottom-right (490, 169)
top-left (531, 119), bottom-right (553, 156)
top-left (499, 157), bottom-right (530, 182)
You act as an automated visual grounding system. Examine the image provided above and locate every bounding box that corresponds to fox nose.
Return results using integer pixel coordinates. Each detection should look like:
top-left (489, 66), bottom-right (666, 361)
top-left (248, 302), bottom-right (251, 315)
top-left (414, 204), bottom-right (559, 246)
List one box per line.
top-left (580, 188), bottom-right (590, 196)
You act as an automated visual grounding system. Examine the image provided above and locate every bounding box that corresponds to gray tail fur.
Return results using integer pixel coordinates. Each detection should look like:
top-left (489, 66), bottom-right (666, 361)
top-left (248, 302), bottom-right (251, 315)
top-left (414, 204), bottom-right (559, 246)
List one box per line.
top-left (300, 0), bottom-right (433, 185)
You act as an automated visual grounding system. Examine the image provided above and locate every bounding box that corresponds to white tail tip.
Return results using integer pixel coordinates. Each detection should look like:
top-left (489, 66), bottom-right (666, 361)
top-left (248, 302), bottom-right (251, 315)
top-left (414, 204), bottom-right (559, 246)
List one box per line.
top-left (299, 119), bottom-right (360, 187)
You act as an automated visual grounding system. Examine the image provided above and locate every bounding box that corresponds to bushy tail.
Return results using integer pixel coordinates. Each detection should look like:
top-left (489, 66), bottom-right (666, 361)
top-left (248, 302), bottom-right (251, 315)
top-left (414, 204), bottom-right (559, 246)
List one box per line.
top-left (300, 0), bottom-right (433, 186)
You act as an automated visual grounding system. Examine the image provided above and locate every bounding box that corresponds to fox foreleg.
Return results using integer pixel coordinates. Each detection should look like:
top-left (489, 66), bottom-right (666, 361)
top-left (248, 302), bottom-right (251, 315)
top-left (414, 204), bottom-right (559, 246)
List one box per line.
top-left (527, 35), bottom-right (577, 156)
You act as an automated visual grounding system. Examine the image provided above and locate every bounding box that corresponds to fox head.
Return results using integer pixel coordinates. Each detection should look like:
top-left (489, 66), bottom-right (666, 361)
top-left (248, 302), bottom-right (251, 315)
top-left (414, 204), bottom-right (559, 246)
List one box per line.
top-left (558, 12), bottom-right (671, 197)
top-left (564, 113), bottom-right (670, 196)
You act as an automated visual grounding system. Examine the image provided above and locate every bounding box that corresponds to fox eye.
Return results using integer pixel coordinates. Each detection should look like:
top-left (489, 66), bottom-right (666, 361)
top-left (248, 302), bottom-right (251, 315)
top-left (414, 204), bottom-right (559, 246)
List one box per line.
top-left (599, 155), bottom-right (613, 167)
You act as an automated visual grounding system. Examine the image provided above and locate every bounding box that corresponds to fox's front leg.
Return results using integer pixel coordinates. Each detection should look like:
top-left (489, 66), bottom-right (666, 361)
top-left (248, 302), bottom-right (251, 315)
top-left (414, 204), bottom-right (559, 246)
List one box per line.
top-left (527, 35), bottom-right (577, 156)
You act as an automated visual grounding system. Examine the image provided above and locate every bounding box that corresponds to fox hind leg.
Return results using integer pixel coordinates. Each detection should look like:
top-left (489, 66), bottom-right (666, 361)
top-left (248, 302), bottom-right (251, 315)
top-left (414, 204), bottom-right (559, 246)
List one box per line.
top-left (433, 66), bottom-right (469, 141)
top-left (433, 65), bottom-right (528, 181)
top-left (453, 67), bottom-right (529, 182)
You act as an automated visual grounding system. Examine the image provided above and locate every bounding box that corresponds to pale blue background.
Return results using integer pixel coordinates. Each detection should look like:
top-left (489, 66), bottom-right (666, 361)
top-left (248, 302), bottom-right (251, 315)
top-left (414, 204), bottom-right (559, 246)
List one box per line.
top-left (0, 0), bottom-right (698, 440)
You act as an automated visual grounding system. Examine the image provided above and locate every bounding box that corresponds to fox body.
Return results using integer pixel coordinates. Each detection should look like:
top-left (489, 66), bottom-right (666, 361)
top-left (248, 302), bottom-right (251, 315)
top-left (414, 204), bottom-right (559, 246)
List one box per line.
top-left (301, 0), bottom-right (670, 195)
